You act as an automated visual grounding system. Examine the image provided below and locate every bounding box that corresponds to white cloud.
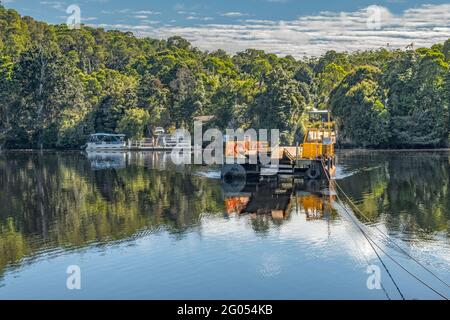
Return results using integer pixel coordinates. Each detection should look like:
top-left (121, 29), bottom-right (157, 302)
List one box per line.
top-left (101, 8), bottom-right (131, 14)
top-left (177, 11), bottom-right (198, 15)
top-left (82, 17), bottom-right (97, 22)
top-left (92, 4), bottom-right (450, 57)
top-left (134, 10), bottom-right (160, 15)
top-left (186, 16), bottom-right (214, 21)
top-left (40, 1), bottom-right (66, 11)
top-left (141, 20), bottom-right (160, 25)
top-left (221, 12), bottom-right (249, 17)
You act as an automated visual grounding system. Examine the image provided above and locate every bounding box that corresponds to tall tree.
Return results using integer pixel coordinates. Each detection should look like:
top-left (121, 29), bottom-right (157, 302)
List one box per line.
top-left (330, 66), bottom-right (390, 147)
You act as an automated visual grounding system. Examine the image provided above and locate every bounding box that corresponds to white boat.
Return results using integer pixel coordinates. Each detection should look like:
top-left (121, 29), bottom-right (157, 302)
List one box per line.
top-left (85, 133), bottom-right (127, 151)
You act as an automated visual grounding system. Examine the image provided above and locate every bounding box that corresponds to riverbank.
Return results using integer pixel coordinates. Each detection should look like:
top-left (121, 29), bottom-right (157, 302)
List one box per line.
top-left (2, 147), bottom-right (450, 153)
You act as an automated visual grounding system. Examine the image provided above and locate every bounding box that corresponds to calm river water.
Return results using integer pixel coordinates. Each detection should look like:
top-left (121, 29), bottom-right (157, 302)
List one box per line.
top-left (0, 150), bottom-right (449, 299)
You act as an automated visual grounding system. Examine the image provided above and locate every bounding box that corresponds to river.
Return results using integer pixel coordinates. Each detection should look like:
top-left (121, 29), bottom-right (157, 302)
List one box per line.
top-left (0, 150), bottom-right (449, 299)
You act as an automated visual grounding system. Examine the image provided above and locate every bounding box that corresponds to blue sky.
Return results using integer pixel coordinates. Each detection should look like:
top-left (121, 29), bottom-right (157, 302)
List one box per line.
top-left (3, 0), bottom-right (450, 56)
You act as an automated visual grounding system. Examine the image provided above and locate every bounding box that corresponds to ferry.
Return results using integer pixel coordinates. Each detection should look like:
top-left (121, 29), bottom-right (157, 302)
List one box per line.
top-left (222, 110), bottom-right (337, 180)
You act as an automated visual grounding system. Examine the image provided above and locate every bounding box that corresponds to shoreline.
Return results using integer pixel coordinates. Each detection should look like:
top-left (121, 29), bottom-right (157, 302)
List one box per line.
top-left (1, 148), bottom-right (449, 153)
top-left (335, 148), bottom-right (450, 152)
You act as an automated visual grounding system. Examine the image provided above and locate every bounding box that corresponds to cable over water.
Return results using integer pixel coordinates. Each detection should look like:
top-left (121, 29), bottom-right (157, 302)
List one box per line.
top-left (320, 158), bottom-right (449, 300)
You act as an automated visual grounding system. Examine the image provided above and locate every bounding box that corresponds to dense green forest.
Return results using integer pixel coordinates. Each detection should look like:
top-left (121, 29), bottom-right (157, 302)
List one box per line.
top-left (0, 5), bottom-right (449, 149)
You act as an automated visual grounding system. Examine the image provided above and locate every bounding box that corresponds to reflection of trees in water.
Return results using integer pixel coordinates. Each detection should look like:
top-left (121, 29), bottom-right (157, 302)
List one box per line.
top-left (338, 151), bottom-right (450, 238)
top-left (0, 152), bottom-right (223, 274)
top-left (93, 169), bottom-right (125, 202)
top-left (1, 151), bottom-right (448, 275)
top-left (385, 153), bottom-right (450, 235)
top-left (249, 214), bottom-right (272, 234)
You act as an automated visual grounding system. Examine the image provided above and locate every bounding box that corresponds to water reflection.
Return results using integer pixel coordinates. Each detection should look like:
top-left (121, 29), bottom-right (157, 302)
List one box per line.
top-left (0, 151), bottom-right (222, 275)
top-left (224, 178), bottom-right (335, 220)
top-left (336, 150), bottom-right (450, 239)
top-left (223, 177), bottom-right (338, 237)
top-left (0, 150), bottom-right (449, 299)
top-left (87, 151), bottom-right (126, 170)
top-left (0, 150), bottom-right (338, 274)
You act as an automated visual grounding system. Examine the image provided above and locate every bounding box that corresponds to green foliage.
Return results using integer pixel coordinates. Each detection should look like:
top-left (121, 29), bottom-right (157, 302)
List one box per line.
top-left (117, 108), bottom-right (150, 140)
top-left (330, 66), bottom-right (390, 147)
top-left (330, 48), bottom-right (449, 148)
top-left (0, 6), bottom-right (448, 149)
top-left (93, 70), bottom-right (138, 133)
top-left (382, 49), bottom-right (449, 147)
top-left (443, 39), bottom-right (450, 61)
top-left (250, 68), bottom-right (308, 144)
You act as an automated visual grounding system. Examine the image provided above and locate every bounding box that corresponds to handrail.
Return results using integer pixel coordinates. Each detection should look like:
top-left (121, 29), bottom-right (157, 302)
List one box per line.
top-left (283, 148), bottom-right (299, 162)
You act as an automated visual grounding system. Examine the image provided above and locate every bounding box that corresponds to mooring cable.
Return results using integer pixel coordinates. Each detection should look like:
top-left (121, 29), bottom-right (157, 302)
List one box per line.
top-left (320, 159), bottom-right (404, 299)
top-left (331, 192), bottom-right (392, 300)
top-left (329, 180), bottom-right (406, 299)
top-left (298, 180), bottom-right (392, 300)
top-left (320, 158), bottom-right (449, 300)
top-left (337, 194), bottom-right (449, 299)
top-left (332, 176), bottom-right (450, 289)
top-left (324, 159), bottom-right (450, 289)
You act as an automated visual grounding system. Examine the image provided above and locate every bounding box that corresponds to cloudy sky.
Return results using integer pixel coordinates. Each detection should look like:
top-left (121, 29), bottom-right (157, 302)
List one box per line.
top-left (3, 0), bottom-right (450, 57)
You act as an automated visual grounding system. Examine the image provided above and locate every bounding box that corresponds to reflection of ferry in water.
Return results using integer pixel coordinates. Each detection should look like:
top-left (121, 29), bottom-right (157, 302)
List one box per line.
top-left (224, 178), bottom-right (335, 221)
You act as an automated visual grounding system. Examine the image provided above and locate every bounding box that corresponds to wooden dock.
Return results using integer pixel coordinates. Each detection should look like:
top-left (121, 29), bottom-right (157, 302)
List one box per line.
top-left (127, 139), bottom-right (191, 151)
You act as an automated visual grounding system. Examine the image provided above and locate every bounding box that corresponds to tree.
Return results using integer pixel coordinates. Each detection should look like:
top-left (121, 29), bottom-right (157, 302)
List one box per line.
top-left (169, 67), bottom-right (205, 127)
top-left (0, 7), bottom-right (448, 149)
top-left (250, 68), bottom-right (307, 144)
top-left (5, 38), bottom-right (84, 148)
top-left (137, 74), bottom-right (170, 130)
top-left (167, 36), bottom-right (191, 50)
top-left (0, 55), bottom-right (16, 135)
top-left (117, 108), bottom-right (150, 140)
top-left (383, 49), bottom-right (449, 147)
top-left (330, 66), bottom-right (390, 147)
top-left (315, 63), bottom-right (347, 109)
top-left (93, 70), bottom-right (138, 133)
top-left (443, 39), bottom-right (450, 61)
top-left (0, 6), bottom-right (30, 58)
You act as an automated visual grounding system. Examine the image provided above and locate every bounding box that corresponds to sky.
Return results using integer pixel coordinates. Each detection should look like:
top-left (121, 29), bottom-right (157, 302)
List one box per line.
top-left (2, 0), bottom-right (450, 57)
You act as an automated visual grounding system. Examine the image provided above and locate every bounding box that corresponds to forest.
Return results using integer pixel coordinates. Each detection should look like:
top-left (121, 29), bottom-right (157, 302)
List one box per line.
top-left (0, 5), bottom-right (449, 149)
